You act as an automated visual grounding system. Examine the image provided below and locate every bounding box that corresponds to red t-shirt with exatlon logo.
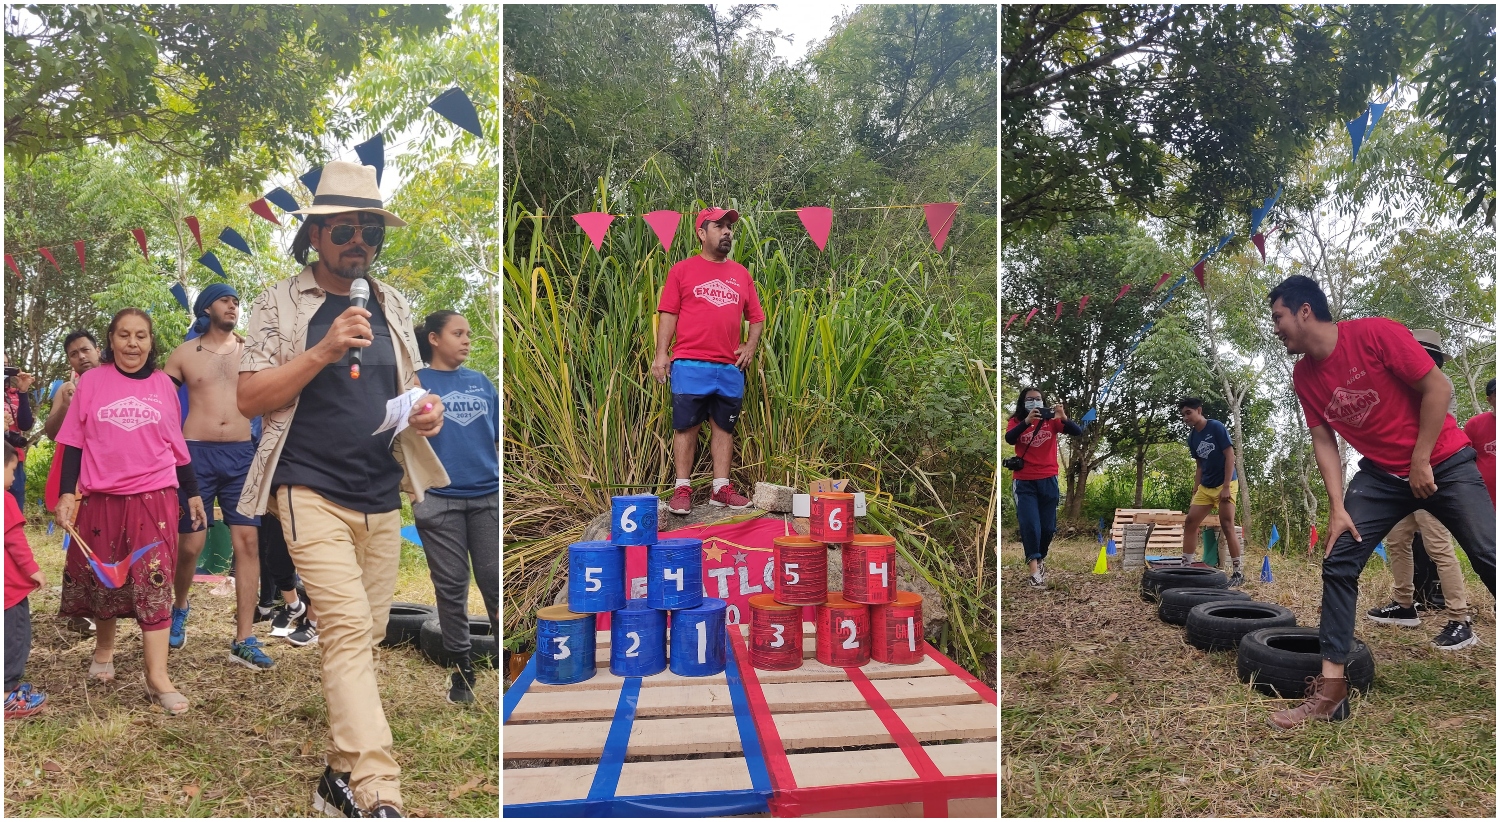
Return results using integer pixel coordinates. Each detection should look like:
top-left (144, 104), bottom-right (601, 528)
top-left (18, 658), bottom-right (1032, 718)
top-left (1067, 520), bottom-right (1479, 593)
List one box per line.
top-left (658, 255), bottom-right (766, 365)
top-left (1463, 410), bottom-right (1495, 502)
top-left (1006, 417), bottom-right (1065, 480)
top-left (1292, 317), bottom-right (1471, 476)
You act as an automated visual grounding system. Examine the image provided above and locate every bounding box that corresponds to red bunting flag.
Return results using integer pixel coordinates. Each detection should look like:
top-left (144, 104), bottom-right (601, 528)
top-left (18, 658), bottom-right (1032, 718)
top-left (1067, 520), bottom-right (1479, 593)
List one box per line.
top-left (922, 202), bottom-right (959, 252)
top-left (37, 248), bottom-right (60, 273)
top-left (1054, 301), bottom-right (1063, 321)
top-left (184, 216), bottom-right (203, 252)
top-left (1004, 313), bottom-right (1020, 331)
top-left (797, 206), bottom-right (833, 251)
top-left (131, 228), bottom-right (148, 261)
top-left (248, 198), bottom-right (280, 225)
top-left (1309, 524), bottom-right (1319, 553)
top-left (1151, 271), bottom-right (1172, 291)
top-left (572, 212), bottom-right (616, 251)
top-left (75, 241), bottom-right (86, 275)
top-left (1078, 295), bottom-right (1090, 315)
top-left (1114, 284), bottom-right (1131, 303)
top-left (1251, 232), bottom-right (1266, 262)
top-left (641, 210), bottom-right (680, 252)
top-left (4, 255), bottom-right (19, 277)
top-left (1193, 260), bottom-right (1207, 289)
top-left (1023, 307), bottom-right (1040, 326)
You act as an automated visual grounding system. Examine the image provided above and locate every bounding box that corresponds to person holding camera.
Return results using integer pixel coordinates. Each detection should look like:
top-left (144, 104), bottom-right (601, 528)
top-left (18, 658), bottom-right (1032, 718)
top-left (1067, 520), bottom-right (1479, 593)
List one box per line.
top-left (1006, 387), bottom-right (1082, 587)
top-left (4, 364), bottom-right (36, 508)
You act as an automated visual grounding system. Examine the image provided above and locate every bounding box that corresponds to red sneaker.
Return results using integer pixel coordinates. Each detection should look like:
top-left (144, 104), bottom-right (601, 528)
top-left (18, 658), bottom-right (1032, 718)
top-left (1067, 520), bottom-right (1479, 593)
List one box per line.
top-left (668, 485), bottom-right (693, 515)
top-left (709, 483), bottom-right (751, 509)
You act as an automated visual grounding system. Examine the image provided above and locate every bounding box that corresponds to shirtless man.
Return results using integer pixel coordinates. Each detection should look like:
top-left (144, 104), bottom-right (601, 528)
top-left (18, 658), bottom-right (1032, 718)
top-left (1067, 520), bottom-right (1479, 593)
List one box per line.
top-left (163, 284), bottom-right (275, 671)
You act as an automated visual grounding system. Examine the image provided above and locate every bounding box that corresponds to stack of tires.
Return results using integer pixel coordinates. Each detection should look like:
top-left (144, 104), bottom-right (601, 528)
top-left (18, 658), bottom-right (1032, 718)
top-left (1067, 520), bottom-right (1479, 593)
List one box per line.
top-left (383, 602), bottom-right (498, 669)
top-left (1141, 565), bottom-right (1374, 699)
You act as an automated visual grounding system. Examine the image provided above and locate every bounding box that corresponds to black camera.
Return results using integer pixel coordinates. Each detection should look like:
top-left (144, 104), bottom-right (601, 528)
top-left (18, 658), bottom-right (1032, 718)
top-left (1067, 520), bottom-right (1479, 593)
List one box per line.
top-left (4, 431), bottom-right (27, 450)
top-left (3, 366), bottom-right (17, 378)
top-left (1037, 406), bottom-right (1054, 420)
top-left (1002, 455), bottom-right (1025, 472)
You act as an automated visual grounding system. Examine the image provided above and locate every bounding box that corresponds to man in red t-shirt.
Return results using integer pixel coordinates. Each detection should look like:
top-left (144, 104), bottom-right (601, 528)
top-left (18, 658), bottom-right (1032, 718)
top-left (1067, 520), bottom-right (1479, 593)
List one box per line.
top-left (652, 208), bottom-right (766, 514)
top-left (1464, 378), bottom-right (1496, 503)
top-left (1264, 275), bottom-right (1494, 731)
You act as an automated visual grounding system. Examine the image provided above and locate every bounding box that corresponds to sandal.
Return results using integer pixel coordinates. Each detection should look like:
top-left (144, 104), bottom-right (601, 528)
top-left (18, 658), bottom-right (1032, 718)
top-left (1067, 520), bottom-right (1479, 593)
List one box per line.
top-left (88, 657), bottom-right (115, 682)
top-left (143, 680), bottom-right (189, 716)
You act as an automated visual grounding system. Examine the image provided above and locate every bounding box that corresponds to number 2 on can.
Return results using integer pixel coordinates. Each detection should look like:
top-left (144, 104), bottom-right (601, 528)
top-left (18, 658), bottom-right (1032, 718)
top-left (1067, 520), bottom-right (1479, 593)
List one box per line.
top-left (840, 618), bottom-right (859, 649)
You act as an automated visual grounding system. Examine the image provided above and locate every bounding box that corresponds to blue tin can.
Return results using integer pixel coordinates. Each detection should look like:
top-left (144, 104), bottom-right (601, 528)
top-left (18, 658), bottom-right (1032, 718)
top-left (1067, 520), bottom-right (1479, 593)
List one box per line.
top-left (669, 597), bottom-right (728, 677)
top-left (610, 598), bottom-right (667, 677)
top-left (535, 605), bottom-right (596, 685)
top-left (567, 540), bottom-right (625, 613)
top-left (611, 494), bottom-right (660, 545)
top-left (647, 538), bottom-right (704, 610)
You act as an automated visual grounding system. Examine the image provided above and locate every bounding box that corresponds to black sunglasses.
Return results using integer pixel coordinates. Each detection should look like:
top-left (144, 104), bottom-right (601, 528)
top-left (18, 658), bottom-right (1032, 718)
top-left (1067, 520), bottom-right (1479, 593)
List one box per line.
top-left (326, 224), bottom-right (385, 247)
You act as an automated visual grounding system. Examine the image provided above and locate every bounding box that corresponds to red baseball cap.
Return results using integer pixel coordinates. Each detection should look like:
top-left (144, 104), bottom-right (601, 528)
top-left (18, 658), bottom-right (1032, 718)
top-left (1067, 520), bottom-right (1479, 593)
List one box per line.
top-left (696, 207), bottom-right (740, 230)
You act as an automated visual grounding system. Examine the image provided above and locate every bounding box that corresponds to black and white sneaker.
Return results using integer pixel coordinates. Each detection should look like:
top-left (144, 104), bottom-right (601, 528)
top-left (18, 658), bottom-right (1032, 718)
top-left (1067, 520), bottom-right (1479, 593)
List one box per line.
top-left (314, 766), bottom-right (362, 818)
top-left (255, 603), bottom-right (276, 624)
top-left (272, 598), bottom-right (308, 637)
top-left (1367, 601), bottom-right (1422, 627)
top-left (287, 619), bottom-right (319, 647)
top-left (1228, 570), bottom-right (1244, 588)
top-left (1433, 620), bottom-right (1477, 651)
top-left (1027, 572), bottom-right (1044, 588)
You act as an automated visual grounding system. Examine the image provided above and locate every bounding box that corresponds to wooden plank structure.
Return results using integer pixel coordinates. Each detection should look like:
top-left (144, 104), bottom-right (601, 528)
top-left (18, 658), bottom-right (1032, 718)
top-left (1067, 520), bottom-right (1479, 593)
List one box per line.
top-left (502, 622), bottom-right (997, 817)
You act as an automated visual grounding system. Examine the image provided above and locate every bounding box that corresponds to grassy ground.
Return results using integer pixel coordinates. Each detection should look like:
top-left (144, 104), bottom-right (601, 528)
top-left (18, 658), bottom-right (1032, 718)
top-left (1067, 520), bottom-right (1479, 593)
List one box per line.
top-left (1001, 533), bottom-right (1495, 817)
top-left (4, 523), bottom-right (498, 818)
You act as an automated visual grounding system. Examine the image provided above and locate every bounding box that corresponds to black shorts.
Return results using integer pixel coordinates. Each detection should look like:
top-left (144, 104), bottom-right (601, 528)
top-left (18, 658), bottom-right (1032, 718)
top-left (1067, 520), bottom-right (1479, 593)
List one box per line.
top-left (672, 392), bottom-right (743, 434)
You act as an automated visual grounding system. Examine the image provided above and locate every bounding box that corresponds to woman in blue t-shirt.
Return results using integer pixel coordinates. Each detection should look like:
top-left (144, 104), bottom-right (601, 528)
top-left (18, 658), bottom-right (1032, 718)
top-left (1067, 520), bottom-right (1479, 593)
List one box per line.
top-left (414, 311), bottom-right (499, 704)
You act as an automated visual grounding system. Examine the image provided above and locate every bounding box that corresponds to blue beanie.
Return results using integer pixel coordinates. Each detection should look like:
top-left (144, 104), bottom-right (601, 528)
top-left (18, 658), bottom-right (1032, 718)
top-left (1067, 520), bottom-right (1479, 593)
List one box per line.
top-left (191, 283), bottom-right (240, 335)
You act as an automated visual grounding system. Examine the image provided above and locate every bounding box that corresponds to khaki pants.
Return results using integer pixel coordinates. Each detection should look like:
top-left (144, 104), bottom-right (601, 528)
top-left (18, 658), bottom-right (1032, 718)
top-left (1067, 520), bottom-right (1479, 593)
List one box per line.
top-left (1387, 510), bottom-right (1471, 621)
top-left (273, 485), bottom-right (403, 810)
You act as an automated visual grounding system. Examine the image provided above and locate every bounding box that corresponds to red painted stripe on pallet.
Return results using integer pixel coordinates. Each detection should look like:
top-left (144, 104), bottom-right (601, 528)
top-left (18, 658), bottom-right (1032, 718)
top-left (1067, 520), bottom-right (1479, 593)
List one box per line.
top-left (924, 641), bottom-right (997, 704)
top-left (729, 629), bottom-right (797, 791)
top-left (846, 664), bottom-right (948, 816)
top-left (773, 773), bottom-right (997, 817)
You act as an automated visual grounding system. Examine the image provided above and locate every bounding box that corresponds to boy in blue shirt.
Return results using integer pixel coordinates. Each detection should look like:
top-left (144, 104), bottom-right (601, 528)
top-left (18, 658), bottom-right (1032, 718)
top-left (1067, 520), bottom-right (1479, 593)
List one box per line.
top-left (1179, 397), bottom-right (1244, 586)
top-left (414, 311), bottom-right (498, 704)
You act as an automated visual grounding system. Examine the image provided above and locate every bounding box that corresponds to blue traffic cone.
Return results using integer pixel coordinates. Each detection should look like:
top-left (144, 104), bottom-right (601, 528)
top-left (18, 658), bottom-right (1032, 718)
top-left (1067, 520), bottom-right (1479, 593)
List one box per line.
top-left (1260, 554), bottom-right (1273, 583)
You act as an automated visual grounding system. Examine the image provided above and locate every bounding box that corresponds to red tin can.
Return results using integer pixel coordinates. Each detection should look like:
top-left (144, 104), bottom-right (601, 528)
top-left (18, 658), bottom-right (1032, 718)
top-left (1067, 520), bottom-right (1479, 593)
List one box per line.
top-left (815, 592), bottom-right (870, 668)
top-left (773, 535), bottom-right (828, 606)
top-left (808, 492), bottom-right (856, 544)
top-left (842, 534), bottom-right (897, 604)
top-left (871, 591), bottom-right (924, 664)
top-left (748, 593), bottom-right (803, 671)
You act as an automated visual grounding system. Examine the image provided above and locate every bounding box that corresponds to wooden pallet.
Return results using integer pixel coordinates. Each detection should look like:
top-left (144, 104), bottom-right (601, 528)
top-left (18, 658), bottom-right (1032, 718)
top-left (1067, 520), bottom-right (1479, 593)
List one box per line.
top-left (502, 624), bottom-right (997, 817)
top-left (1111, 508), bottom-right (1184, 554)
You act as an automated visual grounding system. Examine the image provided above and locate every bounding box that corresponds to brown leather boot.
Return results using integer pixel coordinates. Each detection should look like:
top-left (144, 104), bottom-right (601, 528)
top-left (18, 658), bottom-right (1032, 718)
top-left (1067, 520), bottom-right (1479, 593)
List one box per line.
top-left (1268, 675), bottom-right (1350, 729)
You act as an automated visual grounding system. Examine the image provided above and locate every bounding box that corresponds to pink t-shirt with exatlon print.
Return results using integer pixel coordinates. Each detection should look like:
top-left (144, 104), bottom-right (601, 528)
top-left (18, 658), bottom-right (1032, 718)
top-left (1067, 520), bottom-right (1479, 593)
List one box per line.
top-left (55, 365), bottom-right (191, 497)
top-left (1292, 317), bottom-right (1471, 476)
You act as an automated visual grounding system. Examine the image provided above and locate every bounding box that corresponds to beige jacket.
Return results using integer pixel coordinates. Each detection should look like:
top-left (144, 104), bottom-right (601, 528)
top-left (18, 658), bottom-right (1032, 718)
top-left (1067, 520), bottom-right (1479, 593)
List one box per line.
top-left (236, 266), bottom-right (449, 518)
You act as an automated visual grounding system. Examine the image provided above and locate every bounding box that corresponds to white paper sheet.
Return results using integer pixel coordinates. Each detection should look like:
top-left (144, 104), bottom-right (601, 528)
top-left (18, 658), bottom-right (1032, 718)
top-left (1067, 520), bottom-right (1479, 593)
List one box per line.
top-left (373, 387), bottom-right (430, 437)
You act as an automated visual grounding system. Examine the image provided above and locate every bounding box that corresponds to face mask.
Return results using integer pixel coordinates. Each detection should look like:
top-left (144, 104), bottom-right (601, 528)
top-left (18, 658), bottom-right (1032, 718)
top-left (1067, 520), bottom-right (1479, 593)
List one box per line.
top-left (1025, 399), bottom-right (1043, 411)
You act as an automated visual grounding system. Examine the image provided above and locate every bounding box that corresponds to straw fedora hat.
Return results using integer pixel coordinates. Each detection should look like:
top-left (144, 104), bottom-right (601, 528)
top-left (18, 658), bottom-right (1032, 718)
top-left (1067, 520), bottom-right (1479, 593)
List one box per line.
top-left (291, 160), bottom-right (407, 226)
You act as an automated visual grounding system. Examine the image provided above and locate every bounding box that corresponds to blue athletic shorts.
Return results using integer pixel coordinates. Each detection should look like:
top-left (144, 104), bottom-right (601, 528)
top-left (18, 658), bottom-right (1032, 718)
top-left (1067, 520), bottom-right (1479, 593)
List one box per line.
top-left (178, 440), bottom-right (261, 532)
top-left (671, 360), bottom-right (745, 434)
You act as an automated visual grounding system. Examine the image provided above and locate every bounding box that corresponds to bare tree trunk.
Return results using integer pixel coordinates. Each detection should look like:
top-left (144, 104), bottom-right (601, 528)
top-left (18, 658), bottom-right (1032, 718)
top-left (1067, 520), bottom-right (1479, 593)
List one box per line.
top-left (1133, 440), bottom-right (1147, 507)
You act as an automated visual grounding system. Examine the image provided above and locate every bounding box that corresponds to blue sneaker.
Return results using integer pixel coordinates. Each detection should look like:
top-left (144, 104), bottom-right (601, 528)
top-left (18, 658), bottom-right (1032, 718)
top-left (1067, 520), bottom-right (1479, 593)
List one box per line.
top-left (169, 605), bottom-right (190, 650)
top-left (5, 683), bottom-right (46, 719)
top-left (229, 636), bottom-right (276, 671)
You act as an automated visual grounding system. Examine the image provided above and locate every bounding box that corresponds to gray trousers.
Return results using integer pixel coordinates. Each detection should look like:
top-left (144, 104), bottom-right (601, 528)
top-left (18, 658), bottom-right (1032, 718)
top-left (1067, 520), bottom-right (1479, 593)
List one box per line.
top-left (412, 492), bottom-right (499, 656)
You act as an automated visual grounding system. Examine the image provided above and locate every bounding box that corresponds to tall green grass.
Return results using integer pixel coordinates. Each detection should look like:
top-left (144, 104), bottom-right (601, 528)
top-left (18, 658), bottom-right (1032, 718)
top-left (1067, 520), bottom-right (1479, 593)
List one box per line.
top-left (502, 185), bottom-right (996, 677)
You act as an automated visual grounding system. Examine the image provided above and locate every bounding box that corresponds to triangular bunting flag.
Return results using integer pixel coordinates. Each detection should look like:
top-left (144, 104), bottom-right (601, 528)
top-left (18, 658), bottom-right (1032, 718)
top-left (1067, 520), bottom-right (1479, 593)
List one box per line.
top-left (572, 212), bottom-right (616, 251)
top-left (37, 248), bottom-right (60, 273)
top-left (642, 210), bottom-right (680, 252)
top-left (1152, 271), bottom-right (1172, 291)
top-left (355, 133), bottom-right (385, 185)
top-left (922, 202), bottom-right (959, 252)
top-left (1268, 524), bottom-right (1280, 549)
top-left (219, 228), bottom-right (252, 256)
top-left (47, 379), bottom-right (62, 401)
top-left (1367, 102), bottom-right (1388, 135)
top-left (1192, 260), bottom-right (1207, 289)
top-left (131, 228), bottom-right (148, 262)
top-left (1249, 185), bottom-right (1282, 235)
top-left (264, 187), bottom-right (302, 222)
top-left (4, 255), bottom-right (18, 277)
top-left (1081, 407), bottom-right (1096, 424)
top-left (1054, 301), bottom-right (1063, 321)
top-left (300, 166), bottom-right (323, 196)
top-left (184, 216), bottom-right (203, 252)
top-left (1373, 543), bottom-right (1388, 562)
top-left (1004, 313), bottom-right (1020, 331)
top-left (1252, 232), bottom-right (1266, 262)
top-left (1023, 307), bottom-right (1039, 326)
top-left (1260, 555), bottom-right (1273, 583)
top-left (797, 206), bottom-right (833, 251)
top-left (1347, 110), bottom-right (1370, 161)
top-left (428, 86), bottom-right (484, 138)
top-left (169, 282), bottom-right (190, 312)
top-left (198, 252), bottom-right (227, 279)
top-left (74, 241), bottom-right (86, 275)
top-left (1114, 284), bottom-right (1130, 303)
top-left (1309, 524), bottom-right (1319, 553)
top-left (248, 198), bottom-right (280, 226)
top-left (1214, 232), bottom-right (1234, 255)
top-left (1078, 295), bottom-right (1090, 315)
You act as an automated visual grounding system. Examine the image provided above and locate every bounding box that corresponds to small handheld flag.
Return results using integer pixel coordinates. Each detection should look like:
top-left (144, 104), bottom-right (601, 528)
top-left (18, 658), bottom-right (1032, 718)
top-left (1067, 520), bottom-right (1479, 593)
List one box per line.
top-left (1105, 538), bottom-right (1117, 557)
top-left (1374, 543), bottom-right (1388, 562)
top-left (1268, 524), bottom-right (1280, 550)
top-left (1309, 524), bottom-right (1320, 554)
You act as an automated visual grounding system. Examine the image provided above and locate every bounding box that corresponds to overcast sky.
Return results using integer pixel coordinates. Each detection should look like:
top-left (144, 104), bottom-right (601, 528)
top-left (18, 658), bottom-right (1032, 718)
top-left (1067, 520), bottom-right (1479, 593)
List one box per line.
top-left (754, 3), bottom-right (850, 63)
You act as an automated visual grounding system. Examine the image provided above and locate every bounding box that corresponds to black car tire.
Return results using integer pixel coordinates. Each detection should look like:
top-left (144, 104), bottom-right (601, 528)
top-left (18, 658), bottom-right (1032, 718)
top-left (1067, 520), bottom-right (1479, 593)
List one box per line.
top-left (1140, 567), bottom-right (1229, 602)
top-left (381, 602), bottom-right (438, 648)
top-left (1157, 587), bottom-right (1253, 625)
top-left (419, 615), bottom-right (498, 669)
top-left (1184, 601), bottom-right (1296, 651)
top-left (1237, 626), bottom-right (1375, 697)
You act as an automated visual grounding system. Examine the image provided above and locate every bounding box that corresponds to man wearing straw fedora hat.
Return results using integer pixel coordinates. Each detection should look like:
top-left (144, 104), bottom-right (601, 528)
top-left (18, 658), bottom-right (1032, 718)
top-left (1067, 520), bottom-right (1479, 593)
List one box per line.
top-left (237, 160), bottom-right (449, 818)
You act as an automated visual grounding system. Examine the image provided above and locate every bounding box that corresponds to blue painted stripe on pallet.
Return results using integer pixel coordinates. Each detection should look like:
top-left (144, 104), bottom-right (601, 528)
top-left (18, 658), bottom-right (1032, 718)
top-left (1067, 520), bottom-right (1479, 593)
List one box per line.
top-left (502, 653), bottom-right (536, 724)
top-left (587, 675), bottom-right (641, 800)
top-left (504, 789), bottom-right (768, 817)
top-left (723, 630), bottom-right (772, 796)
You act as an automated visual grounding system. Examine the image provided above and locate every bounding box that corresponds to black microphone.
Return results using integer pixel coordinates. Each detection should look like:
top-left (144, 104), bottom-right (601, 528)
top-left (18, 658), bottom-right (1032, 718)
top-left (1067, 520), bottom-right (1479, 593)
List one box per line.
top-left (348, 278), bottom-right (370, 380)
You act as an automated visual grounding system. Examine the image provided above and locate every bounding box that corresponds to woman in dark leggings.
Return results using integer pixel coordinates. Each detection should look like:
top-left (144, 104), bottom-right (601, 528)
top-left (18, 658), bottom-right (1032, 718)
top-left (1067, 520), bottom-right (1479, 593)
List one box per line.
top-left (1005, 387), bottom-right (1082, 587)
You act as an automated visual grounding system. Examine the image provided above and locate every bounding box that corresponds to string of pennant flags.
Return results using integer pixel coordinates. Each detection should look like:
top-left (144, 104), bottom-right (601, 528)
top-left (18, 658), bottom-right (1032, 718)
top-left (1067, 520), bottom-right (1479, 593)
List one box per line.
top-left (565, 201), bottom-right (962, 253)
top-left (5, 85), bottom-right (485, 314)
